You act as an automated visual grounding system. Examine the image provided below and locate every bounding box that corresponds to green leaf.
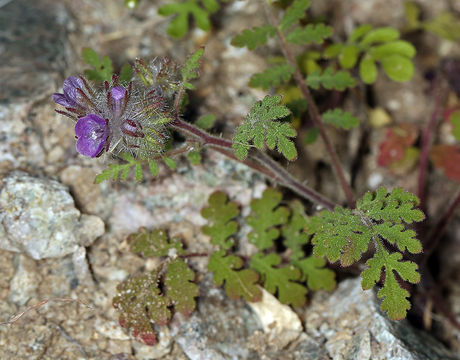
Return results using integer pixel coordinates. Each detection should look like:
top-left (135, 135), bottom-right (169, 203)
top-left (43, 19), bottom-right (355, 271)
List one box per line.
top-left (82, 48), bottom-right (114, 82)
top-left (232, 95), bottom-right (295, 160)
top-left (357, 187), bottom-right (425, 224)
top-left (120, 64), bottom-right (133, 85)
top-left (249, 64), bottom-right (295, 90)
top-left (246, 188), bottom-right (290, 250)
top-left (231, 25), bottom-right (277, 50)
top-left (304, 127), bottom-right (320, 145)
top-left (82, 47), bottom-right (101, 68)
top-left (423, 12), bottom-right (460, 42)
top-left (149, 160), bottom-right (159, 176)
top-left (361, 245), bottom-right (420, 320)
top-left (360, 27), bottom-right (400, 46)
top-left (359, 55), bottom-right (378, 84)
top-left (195, 114), bottom-right (216, 129)
top-left (129, 228), bottom-right (184, 257)
top-left (324, 44), bottom-right (343, 58)
top-left (370, 41), bottom-right (416, 59)
top-left (94, 154), bottom-right (146, 183)
top-left (339, 45), bottom-right (360, 69)
top-left (306, 68), bottom-right (356, 91)
top-left (113, 271), bottom-right (170, 345)
top-left (182, 48), bottom-right (204, 89)
top-left (286, 24), bottom-right (333, 45)
top-left (250, 253), bottom-right (306, 307)
top-left (294, 256), bottom-right (336, 291)
top-left (380, 54), bottom-right (414, 82)
top-left (349, 24), bottom-right (373, 42)
top-left (280, 0), bottom-right (310, 31)
top-left (158, 0), bottom-right (219, 38)
top-left (322, 109), bottom-right (359, 130)
top-left (165, 259), bottom-right (199, 315)
top-left (208, 250), bottom-right (262, 302)
top-left (450, 110), bottom-right (460, 141)
top-left (281, 200), bottom-right (309, 260)
top-left (163, 157), bottom-right (177, 170)
top-left (187, 150), bottom-right (202, 165)
top-left (201, 191), bottom-right (239, 250)
top-left (404, 2), bottom-right (421, 28)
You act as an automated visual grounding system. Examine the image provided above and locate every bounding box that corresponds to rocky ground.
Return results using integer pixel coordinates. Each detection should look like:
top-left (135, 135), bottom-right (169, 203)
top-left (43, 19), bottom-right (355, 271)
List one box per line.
top-left (0, 0), bottom-right (459, 359)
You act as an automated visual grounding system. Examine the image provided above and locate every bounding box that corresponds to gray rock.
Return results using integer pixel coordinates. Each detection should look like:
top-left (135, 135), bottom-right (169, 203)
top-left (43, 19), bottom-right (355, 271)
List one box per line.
top-left (304, 278), bottom-right (459, 360)
top-left (7, 254), bottom-right (41, 306)
top-left (0, 171), bottom-right (104, 260)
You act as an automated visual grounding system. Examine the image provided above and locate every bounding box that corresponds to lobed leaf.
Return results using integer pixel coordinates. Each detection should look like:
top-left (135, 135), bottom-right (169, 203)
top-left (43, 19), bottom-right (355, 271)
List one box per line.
top-left (82, 48), bottom-right (114, 82)
top-left (246, 188), bottom-right (290, 250)
top-left (430, 144), bottom-right (460, 182)
top-left (361, 246), bottom-right (420, 320)
top-left (182, 48), bottom-right (204, 89)
top-left (165, 259), bottom-right (199, 315)
top-left (249, 64), bottom-right (295, 90)
top-left (231, 25), bottom-right (277, 50)
top-left (286, 24), bottom-right (332, 45)
top-left (281, 200), bottom-right (310, 260)
top-left (294, 256), bottom-right (336, 291)
top-left (208, 250), bottom-right (262, 302)
top-left (232, 95), bottom-right (295, 160)
top-left (128, 227), bottom-right (184, 257)
top-left (322, 109), bottom-right (359, 130)
top-left (280, 0), bottom-right (311, 31)
top-left (113, 271), bottom-right (170, 346)
top-left (201, 191), bottom-right (239, 250)
top-left (94, 153), bottom-right (148, 184)
top-left (250, 253), bottom-right (307, 307)
top-left (307, 68), bottom-right (356, 91)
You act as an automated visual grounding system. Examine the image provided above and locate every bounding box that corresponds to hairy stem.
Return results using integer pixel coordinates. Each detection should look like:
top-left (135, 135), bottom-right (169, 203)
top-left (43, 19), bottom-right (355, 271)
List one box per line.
top-left (417, 79), bottom-right (447, 211)
top-left (170, 116), bottom-right (336, 210)
top-left (263, 4), bottom-right (355, 208)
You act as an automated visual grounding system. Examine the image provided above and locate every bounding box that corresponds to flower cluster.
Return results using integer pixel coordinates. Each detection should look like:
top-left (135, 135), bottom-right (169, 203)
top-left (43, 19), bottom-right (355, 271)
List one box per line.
top-left (53, 58), bottom-right (180, 158)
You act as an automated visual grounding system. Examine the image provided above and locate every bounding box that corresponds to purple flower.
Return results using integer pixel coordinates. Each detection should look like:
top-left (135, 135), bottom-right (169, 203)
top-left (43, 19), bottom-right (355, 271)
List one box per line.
top-left (52, 76), bottom-right (85, 108)
top-left (110, 86), bottom-right (127, 116)
top-left (75, 114), bottom-right (109, 158)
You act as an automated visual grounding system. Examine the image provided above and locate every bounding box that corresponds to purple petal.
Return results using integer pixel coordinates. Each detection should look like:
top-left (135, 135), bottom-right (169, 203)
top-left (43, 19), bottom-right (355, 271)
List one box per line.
top-left (75, 114), bottom-right (109, 158)
top-left (63, 76), bottom-right (84, 106)
top-left (52, 93), bottom-right (73, 107)
top-left (110, 86), bottom-right (126, 116)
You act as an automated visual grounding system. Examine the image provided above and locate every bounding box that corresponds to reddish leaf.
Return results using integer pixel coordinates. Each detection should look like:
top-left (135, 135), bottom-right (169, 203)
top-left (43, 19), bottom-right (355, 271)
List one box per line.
top-left (378, 124), bottom-right (418, 167)
top-left (430, 144), bottom-right (460, 182)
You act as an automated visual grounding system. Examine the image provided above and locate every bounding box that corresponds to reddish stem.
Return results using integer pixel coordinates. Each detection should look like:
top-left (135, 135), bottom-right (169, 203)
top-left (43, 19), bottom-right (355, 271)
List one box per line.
top-left (264, 7), bottom-right (355, 208)
top-left (417, 80), bottom-right (447, 211)
top-left (170, 116), bottom-right (336, 210)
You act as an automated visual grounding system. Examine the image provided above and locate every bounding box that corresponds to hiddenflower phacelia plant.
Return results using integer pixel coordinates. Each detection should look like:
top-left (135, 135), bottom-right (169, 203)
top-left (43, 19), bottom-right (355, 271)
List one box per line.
top-left (53, 58), bottom-right (180, 158)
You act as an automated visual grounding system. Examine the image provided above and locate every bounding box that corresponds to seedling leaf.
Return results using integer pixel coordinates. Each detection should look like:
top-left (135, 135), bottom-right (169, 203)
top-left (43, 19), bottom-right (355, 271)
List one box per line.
top-left (165, 259), bottom-right (199, 315)
top-left (128, 227), bottom-right (184, 257)
top-left (246, 188), bottom-right (290, 250)
top-left (201, 191), bottom-right (239, 250)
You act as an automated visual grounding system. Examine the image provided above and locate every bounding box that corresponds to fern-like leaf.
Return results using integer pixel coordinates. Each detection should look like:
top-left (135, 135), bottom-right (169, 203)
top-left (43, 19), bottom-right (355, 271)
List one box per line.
top-left (233, 95), bottom-right (296, 160)
top-left (208, 250), bottom-right (262, 302)
top-left (250, 253), bottom-right (307, 307)
top-left (249, 64), bottom-right (295, 90)
top-left (308, 187), bottom-right (424, 319)
top-left (306, 68), bottom-right (356, 91)
top-left (181, 48), bottom-right (204, 89)
top-left (361, 245), bottom-right (420, 320)
top-left (322, 109), bottom-right (360, 130)
top-left (231, 25), bottom-right (277, 50)
top-left (128, 227), bottom-right (184, 257)
top-left (94, 153), bottom-right (147, 184)
top-left (286, 24), bottom-right (332, 45)
top-left (201, 191), bottom-right (239, 250)
top-left (246, 188), bottom-right (290, 250)
top-left (165, 259), bottom-right (199, 315)
top-left (280, 0), bottom-right (311, 31)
